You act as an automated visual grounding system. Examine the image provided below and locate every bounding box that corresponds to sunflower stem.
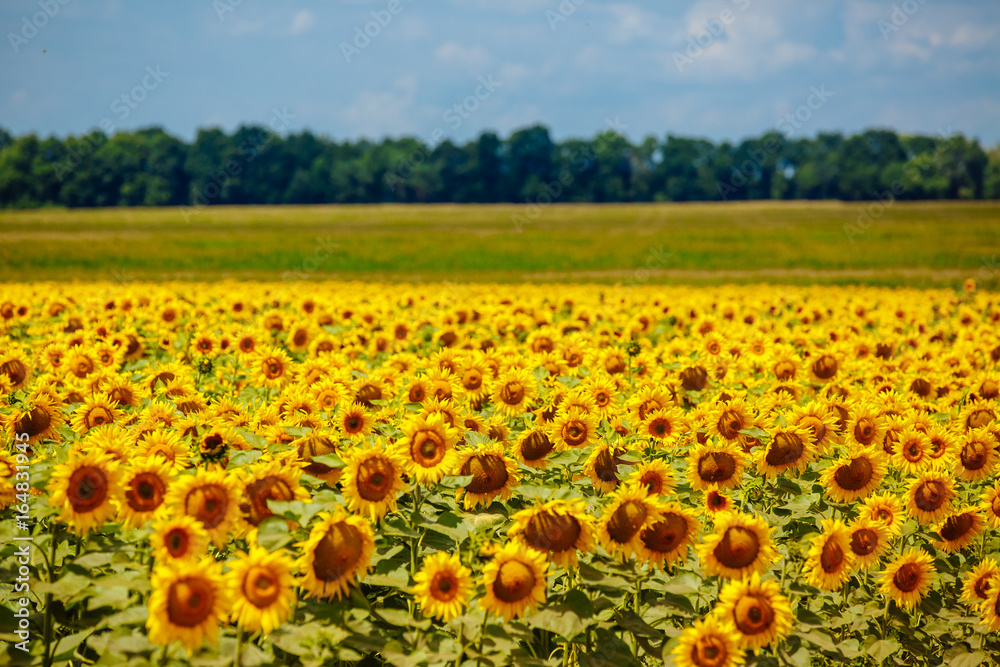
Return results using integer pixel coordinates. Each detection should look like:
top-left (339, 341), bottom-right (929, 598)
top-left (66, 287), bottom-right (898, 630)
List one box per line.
top-left (234, 627), bottom-right (245, 667)
top-left (42, 524), bottom-right (61, 667)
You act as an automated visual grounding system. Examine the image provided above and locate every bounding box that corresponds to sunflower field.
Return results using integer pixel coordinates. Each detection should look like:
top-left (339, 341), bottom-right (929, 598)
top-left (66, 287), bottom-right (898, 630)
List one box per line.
top-left (2, 281), bottom-right (1000, 667)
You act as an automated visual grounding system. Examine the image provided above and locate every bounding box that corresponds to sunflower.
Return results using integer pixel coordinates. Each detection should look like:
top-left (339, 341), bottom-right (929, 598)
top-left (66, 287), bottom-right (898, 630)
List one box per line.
top-left (906, 472), bottom-right (955, 525)
top-left (956, 428), bottom-right (998, 482)
top-left (981, 481), bottom-right (1000, 528)
top-left (514, 428), bottom-right (556, 469)
top-left (597, 483), bottom-right (664, 559)
top-left (47, 449), bottom-right (123, 535)
top-left (491, 367), bottom-right (538, 417)
top-left (150, 515), bottom-right (211, 563)
top-left (641, 407), bottom-right (685, 444)
top-left (878, 548), bottom-right (935, 609)
top-left (551, 407), bottom-right (599, 450)
top-left (687, 442), bottom-right (746, 491)
top-left (789, 403), bottom-right (840, 454)
top-left (698, 511), bottom-right (777, 580)
top-left (960, 558), bottom-right (999, 606)
top-left (69, 393), bottom-right (121, 434)
top-left (705, 490), bottom-right (732, 515)
top-left (584, 375), bottom-right (619, 420)
top-left (627, 459), bottom-right (676, 497)
top-left (296, 508), bottom-right (376, 600)
top-left (582, 443), bottom-right (629, 494)
top-left (845, 402), bottom-right (884, 450)
top-left (846, 517), bottom-right (890, 570)
top-left (457, 359), bottom-right (491, 403)
top-left (803, 519), bottom-right (855, 591)
top-left (715, 573), bottom-right (793, 651)
top-left (147, 557), bottom-right (229, 652)
top-left (453, 443), bottom-right (520, 510)
top-left (228, 546), bottom-right (296, 634)
top-left (4, 394), bottom-right (63, 443)
top-left (861, 492), bottom-right (905, 535)
top-left (166, 469), bottom-right (241, 547)
top-left (755, 426), bottom-right (815, 478)
top-left (925, 426), bottom-right (956, 464)
top-left (933, 507), bottom-right (984, 553)
top-left (0, 347), bottom-right (32, 390)
top-left (672, 615), bottom-right (745, 667)
top-left (508, 499), bottom-right (596, 568)
top-left (710, 396), bottom-right (753, 442)
top-left (639, 502), bottom-right (701, 569)
top-left (479, 541), bottom-right (549, 621)
top-left (253, 346), bottom-right (294, 388)
top-left (339, 402), bottom-right (375, 440)
top-left (412, 551), bottom-right (474, 622)
top-left (892, 428), bottom-right (932, 475)
top-left (239, 458), bottom-right (311, 530)
top-left (819, 447), bottom-right (886, 503)
top-left (117, 458), bottom-right (175, 529)
top-left (961, 399), bottom-right (996, 432)
top-left (340, 441), bottom-right (407, 520)
top-left (397, 412), bottom-right (460, 484)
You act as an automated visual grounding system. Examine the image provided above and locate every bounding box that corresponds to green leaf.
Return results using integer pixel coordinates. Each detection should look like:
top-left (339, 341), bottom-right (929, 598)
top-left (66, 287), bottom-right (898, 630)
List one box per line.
top-left (257, 517), bottom-right (293, 551)
top-left (89, 586), bottom-right (131, 610)
top-left (312, 453), bottom-right (346, 468)
top-left (526, 597), bottom-right (592, 639)
top-left (228, 449), bottom-right (262, 469)
top-left (867, 638), bottom-right (901, 663)
top-left (266, 500), bottom-right (322, 526)
top-left (50, 629), bottom-right (94, 662)
top-left (73, 552), bottom-right (113, 569)
top-left (943, 644), bottom-right (987, 667)
top-left (795, 606), bottom-right (826, 626)
top-left (34, 572), bottom-right (92, 601)
top-left (365, 567), bottom-right (409, 590)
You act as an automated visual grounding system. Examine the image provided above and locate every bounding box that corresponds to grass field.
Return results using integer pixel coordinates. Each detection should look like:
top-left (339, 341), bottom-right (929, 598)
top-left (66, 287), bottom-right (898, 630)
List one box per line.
top-left (0, 201), bottom-right (998, 286)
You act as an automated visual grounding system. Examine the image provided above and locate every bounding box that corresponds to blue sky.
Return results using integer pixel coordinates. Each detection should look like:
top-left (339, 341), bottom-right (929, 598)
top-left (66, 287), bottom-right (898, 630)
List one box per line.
top-left (2, 0), bottom-right (998, 146)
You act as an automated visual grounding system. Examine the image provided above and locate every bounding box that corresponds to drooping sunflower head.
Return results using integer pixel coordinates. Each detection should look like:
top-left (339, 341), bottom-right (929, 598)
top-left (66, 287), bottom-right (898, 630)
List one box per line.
top-left (697, 511), bottom-right (777, 580)
top-left (147, 557), bottom-right (229, 653)
top-left (411, 551), bottom-right (474, 622)
top-left (582, 442), bottom-right (631, 494)
top-left (803, 518), bottom-right (855, 591)
top-left (47, 448), bottom-right (123, 535)
top-left (756, 425), bottom-right (815, 479)
top-left (238, 457), bottom-right (311, 529)
top-left (878, 548), bottom-right (936, 609)
top-left (454, 443), bottom-right (520, 510)
top-left (933, 507), bottom-right (984, 553)
top-left (228, 546), bottom-right (296, 634)
top-left (716, 573), bottom-right (793, 651)
top-left (508, 498), bottom-right (595, 568)
top-left (340, 441), bottom-right (407, 521)
top-left (296, 508), bottom-right (376, 601)
top-left (514, 428), bottom-right (556, 469)
top-left (819, 447), bottom-right (887, 503)
top-left (479, 541), bottom-right (549, 622)
top-left (597, 483), bottom-right (664, 559)
top-left (687, 442), bottom-right (746, 492)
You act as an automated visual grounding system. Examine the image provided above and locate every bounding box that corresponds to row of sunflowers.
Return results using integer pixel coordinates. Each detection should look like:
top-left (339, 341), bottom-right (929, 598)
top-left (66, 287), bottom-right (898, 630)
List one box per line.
top-left (1, 281), bottom-right (999, 666)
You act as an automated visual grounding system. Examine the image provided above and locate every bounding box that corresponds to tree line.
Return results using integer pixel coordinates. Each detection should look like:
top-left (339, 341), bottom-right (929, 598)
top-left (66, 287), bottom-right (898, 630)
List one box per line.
top-left (0, 123), bottom-right (997, 208)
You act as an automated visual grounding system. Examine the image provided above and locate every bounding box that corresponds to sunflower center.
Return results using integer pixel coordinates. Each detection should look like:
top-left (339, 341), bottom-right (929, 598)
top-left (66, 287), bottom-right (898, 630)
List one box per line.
top-left (312, 522), bottom-right (363, 582)
top-left (355, 383), bottom-right (382, 408)
top-left (640, 472), bottom-right (663, 495)
top-left (16, 405), bottom-right (51, 437)
top-left (243, 566), bottom-right (280, 608)
top-left (594, 391), bottom-right (611, 407)
top-left (914, 480), bottom-right (946, 512)
top-left (773, 360), bottom-right (796, 381)
top-left (243, 476), bottom-right (295, 526)
top-left (607, 500), bottom-right (648, 544)
top-left (714, 526), bottom-right (760, 569)
top-left (0, 359), bottom-right (27, 385)
top-left (461, 454), bottom-right (509, 495)
top-left (833, 457), bottom-right (873, 491)
top-left (903, 441), bottom-right (923, 462)
top-left (641, 513), bottom-right (688, 554)
top-left (811, 355), bottom-right (838, 379)
top-left (854, 418), bottom-right (877, 446)
top-left (982, 380), bottom-right (1000, 400)
top-left (357, 458), bottom-right (393, 501)
top-left (975, 575), bottom-right (993, 600)
top-left (717, 411), bottom-right (745, 439)
top-left (820, 539), bottom-right (845, 573)
top-left (733, 595), bottom-right (774, 635)
top-left (593, 448), bottom-right (618, 483)
top-left (493, 560), bottom-right (535, 603)
top-left (520, 432), bottom-right (554, 462)
top-left (690, 635), bottom-right (727, 667)
top-left (127, 474), bottom-right (165, 513)
top-left (166, 529), bottom-right (189, 557)
top-left (960, 441), bottom-right (989, 471)
top-left (67, 466), bottom-right (108, 513)
top-left (697, 452), bottom-right (737, 484)
top-left (798, 416), bottom-right (826, 444)
top-left (345, 414), bottom-right (363, 433)
top-left (561, 420), bottom-right (588, 447)
top-left (680, 366), bottom-right (709, 391)
top-left (648, 418), bottom-right (671, 438)
top-left (499, 382), bottom-right (525, 406)
top-left (463, 369), bottom-right (483, 391)
top-left (708, 492), bottom-right (726, 510)
top-left (263, 359), bottom-right (283, 379)
top-left (87, 407), bottom-right (113, 428)
top-left (765, 433), bottom-right (804, 467)
top-left (850, 528), bottom-right (878, 556)
top-left (431, 572), bottom-right (459, 601)
top-left (893, 563), bottom-right (922, 593)
top-left (167, 578), bottom-right (215, 628)
top-left (524, 512), bottom-right (581, 553)
top-left (413, 431), bottom-right (445, 467)
top-left (184, 484), bottom-right (229, 528)
top-left (940, 513), bottom-right (974, 542)
top-left (967, 409), bottom-right (995, 430)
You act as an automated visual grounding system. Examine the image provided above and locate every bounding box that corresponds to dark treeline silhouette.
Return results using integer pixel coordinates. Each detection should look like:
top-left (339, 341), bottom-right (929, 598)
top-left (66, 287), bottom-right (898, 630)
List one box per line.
top-left (0, 124), bottom-right (997, 208)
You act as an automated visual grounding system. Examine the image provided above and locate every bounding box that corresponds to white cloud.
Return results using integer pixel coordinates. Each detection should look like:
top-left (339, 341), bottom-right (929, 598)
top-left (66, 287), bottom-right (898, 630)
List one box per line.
top-left (290, 10), bottom-right (315, 34)
top-left (336, 76), bottom-right (421, 138)
top-left (435, 42), bottom-right (491, 67)
top-left (950, 24), bottom-right (997, 48)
